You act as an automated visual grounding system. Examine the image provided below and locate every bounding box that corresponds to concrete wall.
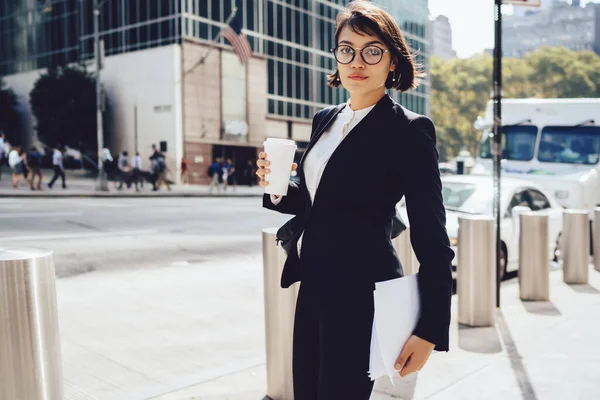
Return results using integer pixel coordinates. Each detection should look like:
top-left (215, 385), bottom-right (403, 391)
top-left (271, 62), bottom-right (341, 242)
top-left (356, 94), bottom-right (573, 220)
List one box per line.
top-left (292, 120), bottom-right (311, 142)
top-left (246, 57), bottom-right (268, 147)
top-left (182, 42), bottom-right (222, 144)
top-left (100, 44), bottom-right (183, 180)
top-left (181, 41), bottom-right (272, 184)
top-left (2, 45), bottom-right (184, 180)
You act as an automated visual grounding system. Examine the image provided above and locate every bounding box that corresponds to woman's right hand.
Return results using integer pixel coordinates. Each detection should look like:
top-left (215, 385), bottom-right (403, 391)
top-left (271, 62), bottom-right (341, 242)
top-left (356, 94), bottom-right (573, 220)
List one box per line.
top-left (256, 152), bottom-right (271, 188)
top-left (256, 152), bottom-right (297, 189)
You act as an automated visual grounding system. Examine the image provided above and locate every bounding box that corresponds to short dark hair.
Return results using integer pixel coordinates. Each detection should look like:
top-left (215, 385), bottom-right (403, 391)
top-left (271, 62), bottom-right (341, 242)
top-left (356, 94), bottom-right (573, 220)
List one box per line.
top-left (327, 0), bottom-right (424, 92)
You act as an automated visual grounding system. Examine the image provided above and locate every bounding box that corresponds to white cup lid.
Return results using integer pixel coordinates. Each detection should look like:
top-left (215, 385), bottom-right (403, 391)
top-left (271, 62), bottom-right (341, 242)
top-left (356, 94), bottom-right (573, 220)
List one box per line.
top-left (263, 138), bottom-right (297, 146)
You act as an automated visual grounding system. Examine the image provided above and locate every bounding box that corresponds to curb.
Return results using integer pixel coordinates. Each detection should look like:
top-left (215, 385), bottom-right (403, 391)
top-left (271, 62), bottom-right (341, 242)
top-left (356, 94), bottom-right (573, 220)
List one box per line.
top-left (0, 192), bottom-right (263, 199)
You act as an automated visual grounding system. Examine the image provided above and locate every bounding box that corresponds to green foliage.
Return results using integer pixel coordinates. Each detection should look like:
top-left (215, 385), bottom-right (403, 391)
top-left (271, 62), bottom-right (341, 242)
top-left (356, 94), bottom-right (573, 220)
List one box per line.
top-left (30, 65), bottom-right (97, 151)
top-left (0, 76), bottom-right (18, 141)
top-left (430, 46), bottom-right (600, 161)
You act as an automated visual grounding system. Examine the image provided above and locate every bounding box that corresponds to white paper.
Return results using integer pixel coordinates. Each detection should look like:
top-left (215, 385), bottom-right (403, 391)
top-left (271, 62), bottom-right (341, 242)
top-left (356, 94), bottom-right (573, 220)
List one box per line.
top-left (368, 273), bottom-right (421, 383)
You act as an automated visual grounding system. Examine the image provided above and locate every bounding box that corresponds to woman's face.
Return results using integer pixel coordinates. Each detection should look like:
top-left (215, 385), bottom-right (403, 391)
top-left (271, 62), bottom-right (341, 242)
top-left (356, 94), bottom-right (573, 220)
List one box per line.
top-left (335, 26), bottom-right (395, 99)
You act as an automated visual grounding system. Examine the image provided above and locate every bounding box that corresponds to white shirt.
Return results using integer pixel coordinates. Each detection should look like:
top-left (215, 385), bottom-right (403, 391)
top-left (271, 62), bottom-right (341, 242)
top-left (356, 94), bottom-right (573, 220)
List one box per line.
top-left (8, 150), bottom-right (20, 168)
top-left (118, 154), bottom-right (129, 169)
top-left (132, 155), bottom-right (143, 169)
top-left (102, 148), bottom-right (113, 162)
top-left (270, 100), bottom-right (377, 256)
top-left (52, 149), bottom-right (63, 169)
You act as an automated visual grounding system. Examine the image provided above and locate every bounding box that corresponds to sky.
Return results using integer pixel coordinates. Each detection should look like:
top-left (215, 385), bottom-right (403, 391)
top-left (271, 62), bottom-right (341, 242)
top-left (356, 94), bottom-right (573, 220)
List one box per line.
top-left (428, 0), bottom-right (600, 58)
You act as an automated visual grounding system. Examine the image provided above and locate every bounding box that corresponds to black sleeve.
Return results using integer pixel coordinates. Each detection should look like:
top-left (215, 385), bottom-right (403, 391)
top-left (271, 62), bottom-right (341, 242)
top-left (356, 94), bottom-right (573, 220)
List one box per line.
top-left (401, 116), bottom-right (454, 352)
top-left (262, 181), bottom-right (306, 215)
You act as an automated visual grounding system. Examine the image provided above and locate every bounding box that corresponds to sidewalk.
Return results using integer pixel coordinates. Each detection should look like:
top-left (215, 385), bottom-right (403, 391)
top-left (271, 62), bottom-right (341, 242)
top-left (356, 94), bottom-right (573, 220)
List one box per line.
top-left (0, 168), bottom-right (263, 197)
top-left (55, 254), bottom-right (600, 400)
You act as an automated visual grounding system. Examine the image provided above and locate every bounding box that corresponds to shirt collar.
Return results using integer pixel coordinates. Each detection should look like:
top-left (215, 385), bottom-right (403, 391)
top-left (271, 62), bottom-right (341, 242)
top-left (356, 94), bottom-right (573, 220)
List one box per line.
top-left (341, 100), bottom-right (377, 119)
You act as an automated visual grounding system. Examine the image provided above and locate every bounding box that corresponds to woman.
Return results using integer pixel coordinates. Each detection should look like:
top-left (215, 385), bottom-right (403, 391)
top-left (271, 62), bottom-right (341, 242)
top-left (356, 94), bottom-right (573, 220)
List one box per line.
top-left (8, 146), bottom-right (24, 188)
top-left (257, 2), bottom-right (454, 399)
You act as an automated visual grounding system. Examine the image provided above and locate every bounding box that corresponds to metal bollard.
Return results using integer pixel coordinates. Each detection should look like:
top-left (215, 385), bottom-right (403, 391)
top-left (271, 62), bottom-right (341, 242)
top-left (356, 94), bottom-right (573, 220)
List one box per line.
top-left (562, 210), bottom-right (590, 284)
top-left (262, 228), bottom-right (298, 400)
top-left (457, 215), bottom-right (496, 327)
top-left (392, 226), bottom-right (418, 276)
top-left (593, 208), bottom-right (600, 273)
top-left (519, 212), bottom-right (550, 301)
top-left (0, 247), bottom-right (64, 400)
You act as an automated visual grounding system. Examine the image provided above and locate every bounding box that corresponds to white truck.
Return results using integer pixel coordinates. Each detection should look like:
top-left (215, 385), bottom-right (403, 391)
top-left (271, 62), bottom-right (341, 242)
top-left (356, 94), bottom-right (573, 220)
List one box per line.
top-left (471, 98), bottom-right (600, 214)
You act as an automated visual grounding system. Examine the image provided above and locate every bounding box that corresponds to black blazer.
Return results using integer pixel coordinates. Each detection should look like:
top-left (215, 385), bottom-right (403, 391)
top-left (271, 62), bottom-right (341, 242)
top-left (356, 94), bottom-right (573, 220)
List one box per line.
top-left (263, 94), bottom-right (454, 351)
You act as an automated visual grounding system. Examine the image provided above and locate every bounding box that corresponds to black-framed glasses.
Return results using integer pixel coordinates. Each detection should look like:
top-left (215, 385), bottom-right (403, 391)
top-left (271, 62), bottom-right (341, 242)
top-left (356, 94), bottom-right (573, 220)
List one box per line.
top-left (331, 45), bottom-right (390, 65)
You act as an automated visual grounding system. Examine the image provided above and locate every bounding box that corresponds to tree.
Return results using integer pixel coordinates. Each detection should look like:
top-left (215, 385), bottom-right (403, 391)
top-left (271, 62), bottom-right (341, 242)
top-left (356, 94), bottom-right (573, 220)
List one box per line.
top-left (429, 47), bottom-right (600, 161)
top-left (524, 46), bottom-right (598, 98)
top-left (29, 65), bottom-right (97, 151)
top-left (429, 55), bottom-right (492, 161)
top-left (0, 76), bottom-right (18, 143)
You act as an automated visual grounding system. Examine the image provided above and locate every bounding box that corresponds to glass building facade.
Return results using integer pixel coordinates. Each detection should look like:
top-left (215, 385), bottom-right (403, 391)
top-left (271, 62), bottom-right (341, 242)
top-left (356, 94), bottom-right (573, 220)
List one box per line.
top-left (0, 0), bottom-right (182, 74)
top-left (181, 0), bottom-right (430, 117)
top-left (1, 0), bottom-right (430, 117)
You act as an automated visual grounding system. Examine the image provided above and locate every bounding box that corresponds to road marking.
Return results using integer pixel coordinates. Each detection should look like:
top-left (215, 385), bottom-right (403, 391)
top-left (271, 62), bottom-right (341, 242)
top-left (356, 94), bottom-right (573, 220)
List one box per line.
top-left (0, 229), bottom-right (158, 242)
top-left (0, 212), bottom-right (84, 219)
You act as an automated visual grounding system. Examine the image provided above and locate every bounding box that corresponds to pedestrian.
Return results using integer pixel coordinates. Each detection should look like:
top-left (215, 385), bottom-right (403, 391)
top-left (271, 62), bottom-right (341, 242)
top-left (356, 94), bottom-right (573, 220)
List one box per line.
top-left (152, 152), bottom-right (171, 191)
top-left (131, 151), bottom-right (143, 191)
top-left (117, 150), bottom-right (130, 190)
top-left (0, 132), bottom-right (5, 181)
top-left (257, 2), bottom-right (454, 399)
top-left (8, 146), bottom-right (24, 188)
top-left (225, 158), bottom-right (237, 191)
top-left (102, 146), bottom-right (113, 180)
top-left (27, 146), bottom-right (43, 190)
top-left (208, 158), bottom-right (222, 193)
top-left (222, 161), bottom-right (229, 191)
top-left (244, 159), bottom-right (257, 186)
top-left (48, 146), bottom-right (66, 189)
top-left (150, 144), bottom-right (162, 161)
top-left (180, 157), bottom-right (189, 184)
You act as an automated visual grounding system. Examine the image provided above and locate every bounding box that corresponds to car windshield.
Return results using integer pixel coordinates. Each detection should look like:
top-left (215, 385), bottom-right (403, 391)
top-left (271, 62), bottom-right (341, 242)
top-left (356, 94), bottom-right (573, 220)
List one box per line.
top-left (479, 125), bottom-right (538, 161)
top-left (538, 126), bottom-right (600, 165)
top-left (442, 182), bottom-right (492, 214)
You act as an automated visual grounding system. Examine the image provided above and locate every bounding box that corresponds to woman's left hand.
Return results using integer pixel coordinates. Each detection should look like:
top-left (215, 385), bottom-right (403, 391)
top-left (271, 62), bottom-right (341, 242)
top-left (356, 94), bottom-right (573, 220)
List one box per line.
top-left (394, 335), bottom-right (435, 377)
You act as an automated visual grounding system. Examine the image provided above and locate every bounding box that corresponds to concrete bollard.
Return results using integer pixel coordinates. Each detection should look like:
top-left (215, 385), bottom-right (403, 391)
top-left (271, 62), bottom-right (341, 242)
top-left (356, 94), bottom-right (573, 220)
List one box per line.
top-left (457, 215), bottom-right (496, 327)
top-left (392, 226), bottom-right (418, 276)
top-left (262, 228), bottom-right (298, 400)
top-left (562, 210), bottom-right (590, 284)
top-left (0, 247), bottom-right (64, 400)
top-left (593, 208), bottom-right (600, 273)
top-left (519, 212), bottom-right (550, 301)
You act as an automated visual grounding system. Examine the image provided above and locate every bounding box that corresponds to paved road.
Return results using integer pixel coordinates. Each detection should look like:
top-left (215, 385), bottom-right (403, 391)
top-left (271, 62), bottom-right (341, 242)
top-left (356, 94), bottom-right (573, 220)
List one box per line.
top-left (0, 197), bottom-right (290, 277)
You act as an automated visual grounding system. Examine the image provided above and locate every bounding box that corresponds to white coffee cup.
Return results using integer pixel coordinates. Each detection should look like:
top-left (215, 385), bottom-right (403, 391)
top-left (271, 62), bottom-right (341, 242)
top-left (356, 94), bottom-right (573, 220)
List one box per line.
top-left (262, 138), bottom-right (297, 196)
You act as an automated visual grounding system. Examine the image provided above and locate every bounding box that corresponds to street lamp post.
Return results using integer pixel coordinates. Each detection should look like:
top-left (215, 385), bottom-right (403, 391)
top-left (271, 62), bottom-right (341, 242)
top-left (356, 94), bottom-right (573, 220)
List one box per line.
top-left (94, 1), bottom-right (108, 191)
top-left (493, 0), bottom-right (503, 308)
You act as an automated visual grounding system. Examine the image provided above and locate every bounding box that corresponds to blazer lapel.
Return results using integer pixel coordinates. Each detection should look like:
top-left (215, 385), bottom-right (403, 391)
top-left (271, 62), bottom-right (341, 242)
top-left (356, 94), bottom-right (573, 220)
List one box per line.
top-left (298, 104), bottom-right (346, 170)
top-left (293, 104), bottom-right (345, 211)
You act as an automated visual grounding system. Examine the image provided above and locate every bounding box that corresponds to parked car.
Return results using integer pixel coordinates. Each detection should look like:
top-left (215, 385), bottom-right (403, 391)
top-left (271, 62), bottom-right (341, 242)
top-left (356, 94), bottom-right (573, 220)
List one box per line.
top-left (397, 175), bottom-right (563, 280)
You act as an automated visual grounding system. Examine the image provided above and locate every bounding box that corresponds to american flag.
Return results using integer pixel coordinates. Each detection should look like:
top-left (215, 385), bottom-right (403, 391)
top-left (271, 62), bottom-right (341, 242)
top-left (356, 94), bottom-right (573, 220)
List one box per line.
top-left (221, 13), bottom-right (253, 65)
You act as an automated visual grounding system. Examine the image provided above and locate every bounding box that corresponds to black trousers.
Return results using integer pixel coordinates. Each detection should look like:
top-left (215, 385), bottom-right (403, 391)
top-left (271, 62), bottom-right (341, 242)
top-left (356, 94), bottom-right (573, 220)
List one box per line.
top-left (292, 284), bottom-right (375, 400)
top-left (48, 165), bottom-right (66, 188)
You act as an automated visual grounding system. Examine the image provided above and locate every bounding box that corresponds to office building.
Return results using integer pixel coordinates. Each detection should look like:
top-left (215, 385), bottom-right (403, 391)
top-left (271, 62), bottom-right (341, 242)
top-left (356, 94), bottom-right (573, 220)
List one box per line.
top-left (0, 0), bottom-right (430, 184)
top-left (504, 1), bottom-right (600, 57)
top-left (429, 15), bottom-right (456, 60)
